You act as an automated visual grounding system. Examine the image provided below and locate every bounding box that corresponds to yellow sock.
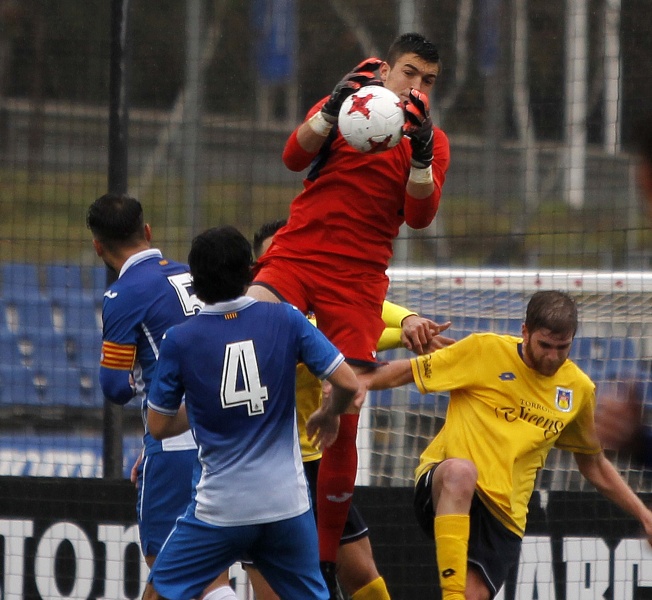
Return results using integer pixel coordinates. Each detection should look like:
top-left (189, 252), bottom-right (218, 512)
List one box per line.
top-left (351, 576), bottom-right (390, 600)
top-left (434, 514), bottom-right (470, 600)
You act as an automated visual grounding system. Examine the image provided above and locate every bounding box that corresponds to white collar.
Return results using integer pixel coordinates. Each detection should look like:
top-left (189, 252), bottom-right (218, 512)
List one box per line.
top-left (119, 248), bottom-right (163, 279)
top-left (200, 296), bottom-right (258, 314)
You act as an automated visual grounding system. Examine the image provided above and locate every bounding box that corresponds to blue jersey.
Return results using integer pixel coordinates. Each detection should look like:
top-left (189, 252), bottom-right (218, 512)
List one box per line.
top-left (148, 296), bottom-right (345, 527)
top-left (100, 248), bottom-right (203, 455)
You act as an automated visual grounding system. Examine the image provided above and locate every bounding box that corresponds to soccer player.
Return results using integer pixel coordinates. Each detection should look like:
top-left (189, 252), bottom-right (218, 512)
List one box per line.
top-left (143, 226), bottom-right (362, 600)
top-left (246, 220), bottom-right (453, 600)
top-left (247, 32), bottom-right (451, 591)
top-left (86, 194), bottom-right (236, 600)
top-left (359, 290), bottom-right (652, 600)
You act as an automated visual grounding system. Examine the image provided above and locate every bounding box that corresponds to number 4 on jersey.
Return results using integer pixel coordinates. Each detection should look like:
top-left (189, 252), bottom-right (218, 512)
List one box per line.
top-left (221, 340), bottom-right (269, 415)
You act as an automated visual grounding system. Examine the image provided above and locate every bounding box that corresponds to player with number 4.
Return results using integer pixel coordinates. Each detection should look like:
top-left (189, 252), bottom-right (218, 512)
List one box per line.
top-left (144, 226), bottom-right (363, 600)
top-left (248, 32), bottom-right (451, 598)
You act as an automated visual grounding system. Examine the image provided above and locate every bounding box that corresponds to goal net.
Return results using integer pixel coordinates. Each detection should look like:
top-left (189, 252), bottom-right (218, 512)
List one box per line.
top-left (358, 267), bottom-right (652, 494)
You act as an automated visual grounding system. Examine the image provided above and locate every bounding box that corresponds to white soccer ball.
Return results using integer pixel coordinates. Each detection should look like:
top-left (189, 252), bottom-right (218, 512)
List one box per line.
top-left (338, 85), bottom-right (405, 154)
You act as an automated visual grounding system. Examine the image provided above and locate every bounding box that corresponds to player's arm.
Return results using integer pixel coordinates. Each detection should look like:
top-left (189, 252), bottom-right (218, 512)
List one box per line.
top-left (403, 89), bottom-right (450, 228)
top-left (381, 300), bottom-right (417, 329)
top-left (359, 359), bottom-right (415, 391)
top-left (574, 451), bottom-right (652, 544)
top-left (306, 362), bottom-right (361, 450)
top-left (326, 361), bottom-right (361, 413)
top-left (379, 300), bottom-right (453, 354)
top-left (147, 403), bottom-right (189, 441)
top-left (298, 309), bottom-right (362, 447)
top-left (99, 340), bottom-right (137, 405)
top-left (283, 58), bottom-right (383, 169)
top-left (146, 332), bottom-right (190, 440)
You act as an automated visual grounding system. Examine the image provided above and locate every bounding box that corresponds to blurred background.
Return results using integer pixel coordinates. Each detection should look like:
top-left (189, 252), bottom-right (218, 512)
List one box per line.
top-left (1, 0), bottom-right (651, 269)
top-left (0, 0), bottom-right (651, 489)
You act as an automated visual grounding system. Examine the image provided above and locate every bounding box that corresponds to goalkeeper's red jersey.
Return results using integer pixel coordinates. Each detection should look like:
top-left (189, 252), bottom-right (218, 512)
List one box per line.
top-left (266, 99), bottom-right (450, 273)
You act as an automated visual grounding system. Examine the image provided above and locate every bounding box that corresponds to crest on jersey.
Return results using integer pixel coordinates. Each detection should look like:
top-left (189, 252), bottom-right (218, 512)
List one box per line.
top-left (555, 387), bottom-right (573, 412)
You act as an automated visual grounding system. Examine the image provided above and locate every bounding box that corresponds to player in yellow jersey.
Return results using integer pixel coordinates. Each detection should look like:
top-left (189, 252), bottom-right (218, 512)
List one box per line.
top-left (249, 220), bottom-right (454, 600)
top-left (359, 290), bottom-right (652, 600)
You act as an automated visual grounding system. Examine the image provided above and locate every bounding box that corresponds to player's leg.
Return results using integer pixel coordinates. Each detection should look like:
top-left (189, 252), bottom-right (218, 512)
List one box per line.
top-left (464, 496), bottom-right (522, 600)
top-left (138, 449), bottom-right (199, 594)
top-left (313, 278), bottom-right (387, 592)
top-left (337, 536), bottom-right (390, 600)
top-left (337, 500), bottom-right (389, 599)
top-left (415, 462), bottom-right (521, 600)
top-left (199, 570), bottom-right (238, 600)
top-left (241, 563), bottom-right (280, 600)
top-left (251, 510), bottom-right (329, 600)
top-left (430, 459), bottom-right (476, 600)
top-left (248, 256), bottom-right (310, 312)
top-left (148, 510), bottom-right (255, 600)
top-left (434, 461), bottom-right (475, 599)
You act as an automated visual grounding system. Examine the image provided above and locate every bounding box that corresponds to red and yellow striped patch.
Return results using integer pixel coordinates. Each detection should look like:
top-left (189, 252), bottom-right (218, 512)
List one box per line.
top-left (224, 312), bottom-right (238, 320)
top-left (101, 341), bottom-right (137, 370)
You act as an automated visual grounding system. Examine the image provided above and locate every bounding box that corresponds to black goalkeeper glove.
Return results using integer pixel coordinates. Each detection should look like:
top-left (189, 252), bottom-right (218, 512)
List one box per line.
top-left (403, 88), bottom-right (434, 168)
top-left (321, 57), bottom-right (383, 124)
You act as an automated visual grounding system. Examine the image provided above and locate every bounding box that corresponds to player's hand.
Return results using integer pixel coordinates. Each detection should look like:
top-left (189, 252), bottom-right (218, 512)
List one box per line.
top-left (403, 88), bottom-right (434, 168)
top-left (306, 407), bottom-right (341, 450)
top-left (130, 450), bottom-right (144, 487)
top-left (321, 57), bottom-right (383, 124)
top-left (595, 384), bottom-right (643, 451)
top-left (401, 315), bottom-right (453, 355)
top-left (422, 334), bottom-right (457, 354)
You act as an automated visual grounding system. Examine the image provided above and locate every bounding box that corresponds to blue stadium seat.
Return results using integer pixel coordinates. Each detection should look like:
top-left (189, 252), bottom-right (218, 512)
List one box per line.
top-left (44, 264), bottom-right (85, 303)
top-left (368, 389), bottom-right (394, 407)
top-left (493, 317), bottom-right (522, 335)
top-left (0, 365), bottom-right (41, 406)
top-left (58, 295), bottom-right (101, 335)
top-left (33, 366), bottom-right (79, 406)
top-left (6, 296), bottom-right (55, 333)
top-left (79, 366), bottom-right (105, 407)
top-left (571, 337), bottom-right (638, 361)
top-left (66, 330), bottom-right (102, 370)
top-left (91, 266), bottom-right (110, 298)
top-left (476, 317), bottom-right (494, 332)
top-left (0, 330), bottom-right (24, 367)
top-left (17, 330), bottom-right (70, 369)
top-left (608, 337), bottom-right (637, 359)
top-left (0, 300), bottom-right (13, 336)
top-left (1, 263), bottom-right (41, 300)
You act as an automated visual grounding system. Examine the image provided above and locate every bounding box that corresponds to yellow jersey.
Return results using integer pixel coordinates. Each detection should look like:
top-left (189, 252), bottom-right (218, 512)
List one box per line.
top-left (412, 333), bottom-right (601, 537)
top-left (297, 301), bottom-right (417, 462)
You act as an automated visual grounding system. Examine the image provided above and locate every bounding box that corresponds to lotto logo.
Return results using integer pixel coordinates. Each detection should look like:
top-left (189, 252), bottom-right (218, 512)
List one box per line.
top-left (499, 372), bottom-right (517, 381)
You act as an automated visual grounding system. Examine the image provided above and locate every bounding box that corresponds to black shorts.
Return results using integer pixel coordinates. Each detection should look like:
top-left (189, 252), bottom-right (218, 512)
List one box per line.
top-left (304, 459), bottom-right (369, 545)
top-left (414, 467), bottom-right (522, 598)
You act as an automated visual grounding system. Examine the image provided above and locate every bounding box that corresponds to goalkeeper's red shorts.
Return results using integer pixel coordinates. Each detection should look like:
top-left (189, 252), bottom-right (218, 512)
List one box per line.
top-left (252, 254), bottom-right (388, 365)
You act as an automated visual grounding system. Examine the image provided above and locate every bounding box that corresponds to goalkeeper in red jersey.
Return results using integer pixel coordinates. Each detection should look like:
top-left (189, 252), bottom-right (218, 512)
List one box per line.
top-left (246, 220), bottom-right (453, 600)
top-left (247, 32), bottom-right (451, 598)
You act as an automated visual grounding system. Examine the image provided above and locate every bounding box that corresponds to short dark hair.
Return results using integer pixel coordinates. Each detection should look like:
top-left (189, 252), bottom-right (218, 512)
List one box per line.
top-left (252, 219), bottom-right (287, 259)
top-left (525, 291), bottom-right (578, 337)
top-left (188, 226), bottom-right (253, 303)
top-left (386, 32), bottom-right (440, 68)
top-left (86, 194), bottom-right (146, 252)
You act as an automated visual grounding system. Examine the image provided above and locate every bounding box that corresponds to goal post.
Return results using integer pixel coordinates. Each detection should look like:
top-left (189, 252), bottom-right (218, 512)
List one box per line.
top-left (357, 267), bottom-right (652, 492)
